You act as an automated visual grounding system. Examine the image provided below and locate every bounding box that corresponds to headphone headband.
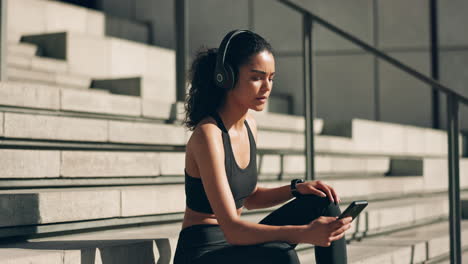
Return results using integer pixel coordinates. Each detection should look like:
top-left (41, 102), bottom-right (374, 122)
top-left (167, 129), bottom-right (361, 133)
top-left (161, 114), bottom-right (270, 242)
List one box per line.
top-left (214, 29), bottom-right (253, 90)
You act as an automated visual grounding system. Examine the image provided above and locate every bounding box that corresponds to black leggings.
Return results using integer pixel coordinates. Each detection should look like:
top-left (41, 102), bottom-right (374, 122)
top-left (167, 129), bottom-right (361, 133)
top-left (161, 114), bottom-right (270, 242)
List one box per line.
top-left (173, 194), bottom-right (347, 264)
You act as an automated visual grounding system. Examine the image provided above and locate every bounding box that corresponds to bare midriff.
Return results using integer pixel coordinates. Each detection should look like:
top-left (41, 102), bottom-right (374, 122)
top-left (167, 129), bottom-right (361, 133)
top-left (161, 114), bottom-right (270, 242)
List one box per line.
top-left (181, 206), bottom-right (243, 230)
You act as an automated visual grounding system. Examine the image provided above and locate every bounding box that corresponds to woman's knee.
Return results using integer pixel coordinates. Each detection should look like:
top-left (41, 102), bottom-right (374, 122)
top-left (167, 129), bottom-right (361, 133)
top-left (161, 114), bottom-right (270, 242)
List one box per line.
top-left (323, 198), bottom-right (342, 217)
top-left (298, 194), bottom-right (342, 217)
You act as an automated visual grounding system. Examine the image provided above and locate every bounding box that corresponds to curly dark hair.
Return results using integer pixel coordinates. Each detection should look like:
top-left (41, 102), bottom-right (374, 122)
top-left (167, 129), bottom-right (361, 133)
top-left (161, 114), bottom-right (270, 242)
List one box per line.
top-left (183, 30), bottom-right (274, 131)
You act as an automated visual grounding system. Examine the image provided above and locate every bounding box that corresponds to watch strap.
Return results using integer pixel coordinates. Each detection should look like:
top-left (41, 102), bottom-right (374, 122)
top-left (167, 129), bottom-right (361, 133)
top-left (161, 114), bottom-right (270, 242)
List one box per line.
top-left (290, 179), bottom-right (304, 198)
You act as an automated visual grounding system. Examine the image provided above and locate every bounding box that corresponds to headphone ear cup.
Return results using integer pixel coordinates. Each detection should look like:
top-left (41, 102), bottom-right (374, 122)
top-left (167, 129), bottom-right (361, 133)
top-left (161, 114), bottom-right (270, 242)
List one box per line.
top-left (214, 69), bottom-right (225, 88)
top-left (224, 63), bottom-right (236, 90)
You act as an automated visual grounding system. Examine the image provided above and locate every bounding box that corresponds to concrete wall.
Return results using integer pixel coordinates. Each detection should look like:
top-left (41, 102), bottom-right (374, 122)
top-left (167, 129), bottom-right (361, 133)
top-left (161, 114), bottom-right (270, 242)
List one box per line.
top-left (66, 0), bottom-right (468, 131)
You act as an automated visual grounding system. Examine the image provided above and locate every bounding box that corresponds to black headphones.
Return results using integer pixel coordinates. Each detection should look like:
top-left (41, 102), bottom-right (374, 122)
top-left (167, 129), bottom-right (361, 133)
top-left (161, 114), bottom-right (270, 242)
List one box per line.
top-left (214, 29), bottom-right (253, 90)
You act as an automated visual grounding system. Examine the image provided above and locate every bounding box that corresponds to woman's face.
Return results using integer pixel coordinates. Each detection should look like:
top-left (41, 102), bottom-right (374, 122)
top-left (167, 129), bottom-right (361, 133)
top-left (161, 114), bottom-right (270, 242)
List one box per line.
top-left (229, 50), bottom-right (275, 112)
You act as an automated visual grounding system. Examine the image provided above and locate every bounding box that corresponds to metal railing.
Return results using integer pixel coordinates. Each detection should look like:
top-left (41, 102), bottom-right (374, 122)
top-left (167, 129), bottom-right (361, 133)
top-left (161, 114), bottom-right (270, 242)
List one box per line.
top-left (171, 0), bottom-right (468, 262)
top-left (277, 1), bottom-right (467, 263)
top-left (0, 0), bottom-right (463, 261)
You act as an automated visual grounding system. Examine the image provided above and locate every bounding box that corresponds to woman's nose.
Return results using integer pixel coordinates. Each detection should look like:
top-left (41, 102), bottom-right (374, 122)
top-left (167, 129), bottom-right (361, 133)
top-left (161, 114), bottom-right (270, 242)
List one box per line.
top-left (263, 79), bottom-right (272, 91)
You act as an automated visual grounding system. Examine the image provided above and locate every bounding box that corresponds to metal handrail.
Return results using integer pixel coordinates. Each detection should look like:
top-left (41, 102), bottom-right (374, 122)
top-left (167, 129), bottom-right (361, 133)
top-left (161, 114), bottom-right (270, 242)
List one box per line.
top-left (278, 0), bottom-right (468, 105)
top-left (276, 0), bottom-right (465, 263)
top-left (173, 1), bottom-right (465, 262)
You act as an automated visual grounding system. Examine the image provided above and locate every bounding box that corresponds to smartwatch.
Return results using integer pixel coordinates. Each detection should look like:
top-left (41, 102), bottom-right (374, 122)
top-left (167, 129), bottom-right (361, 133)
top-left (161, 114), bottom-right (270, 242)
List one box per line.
top-left (290, 179), bottom-right (305, 198)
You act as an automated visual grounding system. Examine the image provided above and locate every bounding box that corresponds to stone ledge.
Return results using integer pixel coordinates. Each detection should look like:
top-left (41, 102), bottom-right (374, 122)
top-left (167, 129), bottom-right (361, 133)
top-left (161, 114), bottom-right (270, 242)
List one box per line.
top-left (0, 176), bottom-right (431, 227)
top-left (61, 88), bottom-right (141, 116)
top-left (0, 82), bottom-right (60, 110)
top-left (0, 238), bottom-right (170, 264)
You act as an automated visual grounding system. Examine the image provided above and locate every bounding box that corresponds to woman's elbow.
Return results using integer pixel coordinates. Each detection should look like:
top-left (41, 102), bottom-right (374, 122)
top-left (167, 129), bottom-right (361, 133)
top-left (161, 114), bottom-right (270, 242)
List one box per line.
top-left (243, 186), bottom-right (261, 211)
top-left (243, 203), bottom-right (254, 211)
top-left (243, 196), bottom-right (259, 210)
top-left (221, 221), bottom-right (248, 245)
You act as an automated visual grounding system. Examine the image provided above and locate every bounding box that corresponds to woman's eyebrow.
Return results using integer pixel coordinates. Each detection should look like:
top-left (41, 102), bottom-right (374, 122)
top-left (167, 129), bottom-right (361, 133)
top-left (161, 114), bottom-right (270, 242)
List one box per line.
top-left (250, 69), bottom-right (275, 75)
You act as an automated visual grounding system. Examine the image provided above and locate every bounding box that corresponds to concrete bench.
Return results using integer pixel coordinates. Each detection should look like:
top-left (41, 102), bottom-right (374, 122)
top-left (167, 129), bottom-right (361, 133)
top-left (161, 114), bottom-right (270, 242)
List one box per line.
top-left (8, 67), bottom-right (91, 89)
top-left (7, 149), bottom-right (461, 180)
top-left (20, 32), bottom-right (175, 103)
top-left (7, 0), bottom-right (105, 43)
top-left (325, 118), bottom-right (464, 157)
top-left (0, 82), bottom-right (462, 156)
top-left (0, 193), bottom-right (461, 264)
top-left (7, 42), bottom-right (38, 57)
top-left (297, 220), bottom-right (468, 263)
top-left (0, 176), bottom-right (439, 228)
top-left (0, 238), bottom-right (171, 264)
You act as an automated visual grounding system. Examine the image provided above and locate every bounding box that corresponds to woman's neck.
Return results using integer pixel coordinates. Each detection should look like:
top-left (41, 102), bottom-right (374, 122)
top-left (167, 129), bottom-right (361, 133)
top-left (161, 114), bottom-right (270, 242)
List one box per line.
top-left (217, 101), bottom-right (248, 133)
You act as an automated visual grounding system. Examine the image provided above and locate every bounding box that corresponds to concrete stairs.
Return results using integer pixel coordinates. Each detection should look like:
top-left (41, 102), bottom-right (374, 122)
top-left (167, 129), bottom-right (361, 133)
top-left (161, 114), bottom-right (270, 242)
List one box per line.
top-left (297, 221), bottom-right (468, 264)
top-left (0, 239), bottom-right (171, 264)
top-left (437, 251), bottom-right (468, 264)
top-left (0, 80), bottom-right (467, 263)
top-left (6, 42), bottom-right (92, 89)
top-left (0, 178), bottom-right (450, 231)
top-left (18, 31), bottom-right (176, 102)
top-left (1, 0), bottom-right (468, 263)
top-left (1, 80), bottom-right (459, 156)
top-left (0, 191), bottom-right (463, 263)
top-left (6, 33), bottom-right (172, 101)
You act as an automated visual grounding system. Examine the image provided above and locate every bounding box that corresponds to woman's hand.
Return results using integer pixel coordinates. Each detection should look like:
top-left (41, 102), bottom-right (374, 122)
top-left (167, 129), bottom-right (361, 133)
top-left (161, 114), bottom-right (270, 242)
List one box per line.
top-left (296, 180), bottom-right (341, 204)
top-left (302, 216), bottom-right (352, 247)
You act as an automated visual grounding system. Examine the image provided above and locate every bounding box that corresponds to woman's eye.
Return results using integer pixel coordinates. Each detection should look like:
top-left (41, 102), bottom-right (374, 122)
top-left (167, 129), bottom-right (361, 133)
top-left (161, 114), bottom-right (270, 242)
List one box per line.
top-left (251, 76), bottom-right (273, 82)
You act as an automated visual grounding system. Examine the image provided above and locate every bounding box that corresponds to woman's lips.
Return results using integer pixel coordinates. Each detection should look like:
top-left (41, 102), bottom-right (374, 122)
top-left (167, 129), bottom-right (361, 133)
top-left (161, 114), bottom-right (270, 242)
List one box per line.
top-left (256, 96), bottom-right (267, 103)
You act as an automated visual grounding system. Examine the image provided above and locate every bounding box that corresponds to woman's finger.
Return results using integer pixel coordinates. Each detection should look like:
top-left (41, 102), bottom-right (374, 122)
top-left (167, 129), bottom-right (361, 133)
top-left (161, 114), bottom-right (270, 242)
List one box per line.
top-left (307, 186), bottom-right (327, 198)
top-left (329, 185), bottom-right (340, 204)
top-left (331, 223), bottom-right (351, 237)
top-left (330, 231), bottom-right (346, 242)
top-left (316, 181), bottom-right (334, 203)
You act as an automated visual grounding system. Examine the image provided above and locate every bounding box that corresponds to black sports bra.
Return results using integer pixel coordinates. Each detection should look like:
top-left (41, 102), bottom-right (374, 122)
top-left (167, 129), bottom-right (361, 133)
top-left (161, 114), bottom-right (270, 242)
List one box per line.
top-left (184, 112), bottom-right (258, 214)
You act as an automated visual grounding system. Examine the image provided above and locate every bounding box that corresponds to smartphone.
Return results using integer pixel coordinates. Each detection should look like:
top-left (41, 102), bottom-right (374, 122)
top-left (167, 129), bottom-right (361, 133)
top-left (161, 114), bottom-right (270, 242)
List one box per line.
top-left (337, 200), bottom-right (368, 220)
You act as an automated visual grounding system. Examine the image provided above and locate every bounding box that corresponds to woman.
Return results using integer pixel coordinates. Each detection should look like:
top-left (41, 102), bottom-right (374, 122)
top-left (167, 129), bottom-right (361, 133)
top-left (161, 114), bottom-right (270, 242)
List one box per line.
top-left (173, 29), bottom-right (352, 264)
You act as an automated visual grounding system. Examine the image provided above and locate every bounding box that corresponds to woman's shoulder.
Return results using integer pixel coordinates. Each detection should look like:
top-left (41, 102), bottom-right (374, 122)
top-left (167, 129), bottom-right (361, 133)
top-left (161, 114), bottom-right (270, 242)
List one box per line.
top-left (187, 115), bottom-right (223, 147)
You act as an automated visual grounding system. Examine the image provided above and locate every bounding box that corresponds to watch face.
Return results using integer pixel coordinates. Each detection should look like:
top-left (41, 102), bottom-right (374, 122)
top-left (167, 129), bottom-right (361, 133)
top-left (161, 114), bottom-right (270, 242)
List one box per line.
top-left (291, 179), bottom-right (302, 197)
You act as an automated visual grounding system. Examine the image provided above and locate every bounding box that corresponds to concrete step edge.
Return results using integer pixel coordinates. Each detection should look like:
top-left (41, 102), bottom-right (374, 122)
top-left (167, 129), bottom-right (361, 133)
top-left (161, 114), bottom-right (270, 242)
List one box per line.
top-left (297, 220), bottom-right (468, 263)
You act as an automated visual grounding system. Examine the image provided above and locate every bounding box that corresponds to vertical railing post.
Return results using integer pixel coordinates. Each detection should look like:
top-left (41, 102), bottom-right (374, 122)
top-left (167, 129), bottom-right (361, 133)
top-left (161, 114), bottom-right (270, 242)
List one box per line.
top-left (447, 92), bottom-right (461, 264)
top-left (430, 0), bottom-right (441, 129)
top-left (303, 14), bottom-right (315, 181)
top-left (175, 0), bottom-right (188, 102)
top-left (0, 0), bottom-right (8, 81)
top-left (372, 0), bottom-right (380, 122)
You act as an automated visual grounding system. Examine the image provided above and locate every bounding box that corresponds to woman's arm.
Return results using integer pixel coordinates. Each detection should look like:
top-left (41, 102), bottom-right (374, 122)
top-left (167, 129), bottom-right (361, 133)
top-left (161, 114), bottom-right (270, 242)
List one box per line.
top-left (244, 180), bottom-right (342, 210)
top-left (242, 113), bottom-right (295, 209)
top-left (243, 184), bottom-right (293, 210)
top-left (193, 118), bottom-right (350, 246)
top-left (243, 113), bottom-right (341, 210)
